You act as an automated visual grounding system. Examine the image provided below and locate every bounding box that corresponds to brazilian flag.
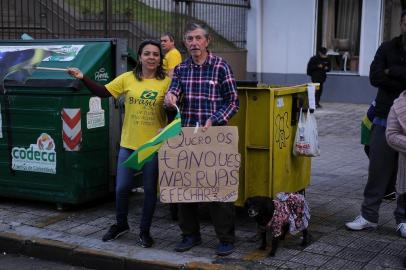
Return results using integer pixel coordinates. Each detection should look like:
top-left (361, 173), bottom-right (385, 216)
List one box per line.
top-left (0, 48), bottom-right (51, 172)
top-left (360, 102), bottom-right (375, 146)
top-left (0, 48), bottom-right (50, 87)
top-left (123, 112), bottom-right (181, 170)
top-left (140, 90), bottom-right (158, 100)
top-left (361, 115), bottom-right (372, 145)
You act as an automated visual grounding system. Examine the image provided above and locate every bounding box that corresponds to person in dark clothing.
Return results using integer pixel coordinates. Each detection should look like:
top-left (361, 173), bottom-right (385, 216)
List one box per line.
top-left (346, 10), bottom-right (406, 236)
top-left (306, 47), bottom-right (331, 108)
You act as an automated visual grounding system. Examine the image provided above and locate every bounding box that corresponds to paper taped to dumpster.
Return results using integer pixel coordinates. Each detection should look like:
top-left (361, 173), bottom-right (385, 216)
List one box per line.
top-left (158, 126), bottom-right (240, 203)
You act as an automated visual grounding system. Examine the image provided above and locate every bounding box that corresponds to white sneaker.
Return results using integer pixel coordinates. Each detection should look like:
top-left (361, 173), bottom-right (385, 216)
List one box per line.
top-left (397, 223), bottom-right (406, 238)
top-left (345, 215), bottom-right (377, 230)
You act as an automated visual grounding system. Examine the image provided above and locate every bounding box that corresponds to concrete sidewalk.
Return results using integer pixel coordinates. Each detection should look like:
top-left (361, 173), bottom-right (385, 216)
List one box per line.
top-left (0, 102), bottom-right (405, 269)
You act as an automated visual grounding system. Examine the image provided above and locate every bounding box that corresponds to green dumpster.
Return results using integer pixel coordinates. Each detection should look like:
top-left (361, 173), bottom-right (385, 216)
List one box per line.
top-left (0, 39), bottom-right (129, 207)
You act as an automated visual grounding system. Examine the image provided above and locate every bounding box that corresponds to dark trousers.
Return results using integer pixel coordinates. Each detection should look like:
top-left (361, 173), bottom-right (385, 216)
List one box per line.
top-left (116, 148), bottom-right (158, 233)
top-left (315, 82), bottom-right (324, 105)
top-left (364, 145), bottom-right (396, 195)
top-left (361, 125), bottom-right (403, 223)
top-left (178, 202), bottom-right (235, 243)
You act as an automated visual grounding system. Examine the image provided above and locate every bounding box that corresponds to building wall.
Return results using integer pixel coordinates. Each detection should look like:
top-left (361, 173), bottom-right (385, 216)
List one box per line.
top-left (215, 50), bottom-right (247, 81)
top-left (247, 0), bottom-right (382, 104)
top-left (359, 0), bottom-right (382, 77)
top-left (247, 0), bottom-right (317, 80)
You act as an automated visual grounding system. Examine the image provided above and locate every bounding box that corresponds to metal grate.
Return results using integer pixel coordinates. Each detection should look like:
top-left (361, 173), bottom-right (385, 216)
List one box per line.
top-left (0, 0), bottom-right (249, 52)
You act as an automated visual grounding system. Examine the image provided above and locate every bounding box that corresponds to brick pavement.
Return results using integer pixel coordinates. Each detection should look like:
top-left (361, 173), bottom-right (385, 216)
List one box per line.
top-left (0, 102), bottom-right (405, 269)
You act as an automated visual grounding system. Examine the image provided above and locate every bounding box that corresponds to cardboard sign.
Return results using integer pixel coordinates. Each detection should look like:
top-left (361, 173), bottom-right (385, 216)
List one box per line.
top-left (159, 126), bottom-right (240, 203)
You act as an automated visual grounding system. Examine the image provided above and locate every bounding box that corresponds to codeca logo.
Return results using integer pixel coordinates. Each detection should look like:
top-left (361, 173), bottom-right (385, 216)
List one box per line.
top-left (37, 133), bottom-right (55, 150)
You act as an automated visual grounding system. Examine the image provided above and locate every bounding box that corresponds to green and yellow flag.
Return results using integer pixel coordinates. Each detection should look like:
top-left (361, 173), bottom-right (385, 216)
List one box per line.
top-left (0, 48), bottom-right (51, 172)
top-left (123, 111), bottom-right (181, 170)
top-left (0, 48), bottom-right (51, 86)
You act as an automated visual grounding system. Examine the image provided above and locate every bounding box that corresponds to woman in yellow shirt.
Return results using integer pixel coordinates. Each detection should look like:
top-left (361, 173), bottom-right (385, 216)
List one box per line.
top-left (67, 40), bottom-right (170, 248)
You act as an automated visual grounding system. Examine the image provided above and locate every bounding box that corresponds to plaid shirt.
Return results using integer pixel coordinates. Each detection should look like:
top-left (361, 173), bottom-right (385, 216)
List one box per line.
top-left (167, 53), bottom-right (239, 127)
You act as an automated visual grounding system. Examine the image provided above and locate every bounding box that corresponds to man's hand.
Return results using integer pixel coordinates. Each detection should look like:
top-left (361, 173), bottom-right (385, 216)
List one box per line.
top-left (202, 119), bottom-right (212, 132)
top-left (164, 92), bottom-right (178, 108)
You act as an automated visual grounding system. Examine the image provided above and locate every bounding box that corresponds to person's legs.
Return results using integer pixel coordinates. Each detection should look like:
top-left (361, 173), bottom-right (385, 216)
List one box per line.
top-left (385, 164), bottom-right (397, 200)
top-left (139, 154), bottom-right (158, 234)
top-left (395, 157), bottom-right (406, 225)
top-left (138, 154), bottom-right (158, 247)
top-left (395, 192), bottom-right (406, 237)
top-left (169, 203), bottom-right (179, 221)
top-left (175, 203), bottom-right (202, 252)
top-left (395, 193), bottom-right (406, 224)
top-left (361, 125), bottom-right (397, 223)
top-left (115, 147), bottom-right (135, 226)
top-left (364, 145), bottom-right (370, 158)
top-left (102, 147), bottom-right (133, 241)
top-left (210, 202), bottom-right (235, 256)
top-left (178, 203), bottom-right (200, 237)
top-left (210, 202), bottom-right (235, 243)
top-left (364, 143), bottom-right (396, 200)
top-left (315, 82), bottom-right (323, 107)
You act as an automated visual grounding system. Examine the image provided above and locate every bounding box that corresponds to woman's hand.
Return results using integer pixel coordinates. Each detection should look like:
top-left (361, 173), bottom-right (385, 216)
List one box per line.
top-left (67, 67), bottom-right (84, 79)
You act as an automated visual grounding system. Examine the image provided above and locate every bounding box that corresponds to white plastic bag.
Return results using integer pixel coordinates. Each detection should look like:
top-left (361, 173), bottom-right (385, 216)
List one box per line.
top-left (293, 109), bottom-right (320, 157)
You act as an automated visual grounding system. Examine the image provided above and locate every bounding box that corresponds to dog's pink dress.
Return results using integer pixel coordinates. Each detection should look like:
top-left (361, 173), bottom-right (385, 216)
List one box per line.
top-left (267, 192), bottom-right (310, 237)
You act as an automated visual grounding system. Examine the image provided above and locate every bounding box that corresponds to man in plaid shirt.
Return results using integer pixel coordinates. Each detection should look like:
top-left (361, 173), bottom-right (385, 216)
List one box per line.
top-left (165, 22), bottom-right (239, 256)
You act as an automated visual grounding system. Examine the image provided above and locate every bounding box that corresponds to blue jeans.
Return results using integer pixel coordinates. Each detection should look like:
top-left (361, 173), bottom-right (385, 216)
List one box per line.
top-left (115, 147), bottom-right (158, 233)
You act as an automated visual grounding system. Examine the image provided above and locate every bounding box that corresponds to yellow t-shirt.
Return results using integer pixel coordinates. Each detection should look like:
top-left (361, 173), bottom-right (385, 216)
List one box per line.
top-left (105, 71), bottom-right (171, 150)
top-left (163, 48), bottom-right (182, 72)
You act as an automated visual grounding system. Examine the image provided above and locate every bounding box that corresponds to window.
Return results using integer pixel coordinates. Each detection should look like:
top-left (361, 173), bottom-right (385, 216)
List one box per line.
top-left (382, 0), bottom-right (406, 42)
top-left (316, 0), bottom-right (362, 73)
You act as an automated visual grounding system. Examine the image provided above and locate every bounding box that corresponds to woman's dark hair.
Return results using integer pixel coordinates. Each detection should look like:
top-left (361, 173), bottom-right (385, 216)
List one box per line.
top-left (133, 39), bottom-right (166, 81)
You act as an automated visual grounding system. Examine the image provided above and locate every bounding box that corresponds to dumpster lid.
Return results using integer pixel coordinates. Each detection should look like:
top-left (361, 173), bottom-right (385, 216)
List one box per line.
top-left (0, 39), bottom-right (115, 90)
top-left (3, 78), bottom-right (82, 90)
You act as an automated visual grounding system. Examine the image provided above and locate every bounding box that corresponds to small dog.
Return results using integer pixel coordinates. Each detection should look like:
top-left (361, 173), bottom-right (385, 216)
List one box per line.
top-left (245, 194), bottom-right (310, 256)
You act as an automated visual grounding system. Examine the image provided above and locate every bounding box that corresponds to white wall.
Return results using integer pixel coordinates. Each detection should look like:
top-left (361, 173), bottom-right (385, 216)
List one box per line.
top-left (247, 0), bottom-right (383, 77)
top-left (246, 0), bottom-right (261, 75)
top-left (247, 0), bottom-right (317, 74)
top-left (359, 0), bottom-right (382, 76)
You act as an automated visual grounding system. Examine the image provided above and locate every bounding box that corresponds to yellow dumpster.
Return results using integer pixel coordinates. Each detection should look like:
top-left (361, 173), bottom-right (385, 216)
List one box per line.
top-left (230, 84), bottom-right (312, 206)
